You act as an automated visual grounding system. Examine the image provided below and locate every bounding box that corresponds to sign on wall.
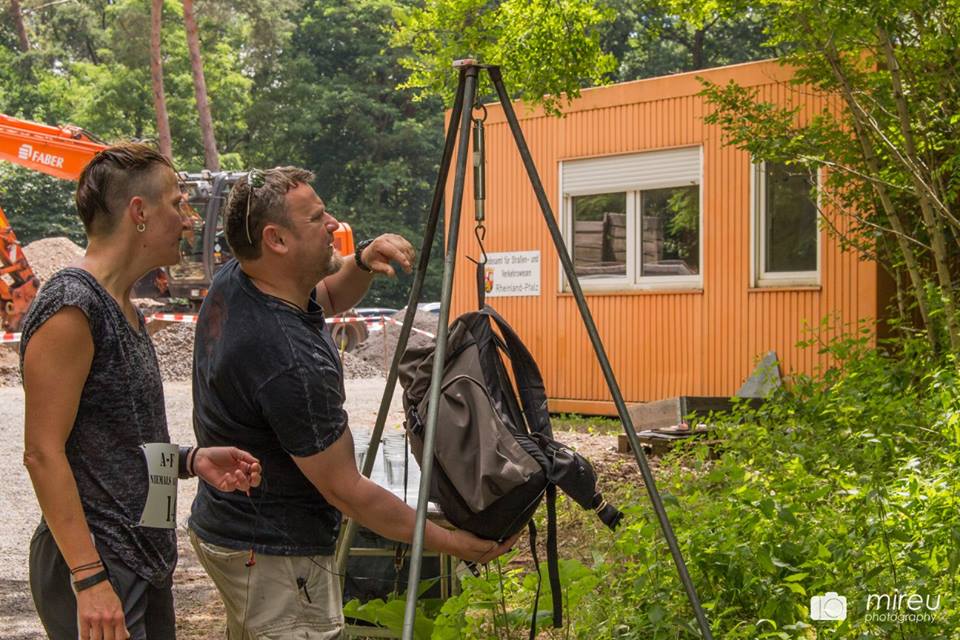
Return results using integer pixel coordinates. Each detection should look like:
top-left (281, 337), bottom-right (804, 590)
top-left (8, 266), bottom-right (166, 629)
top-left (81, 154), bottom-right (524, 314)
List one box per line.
top-left (483, 251), bottom-right (541, 297)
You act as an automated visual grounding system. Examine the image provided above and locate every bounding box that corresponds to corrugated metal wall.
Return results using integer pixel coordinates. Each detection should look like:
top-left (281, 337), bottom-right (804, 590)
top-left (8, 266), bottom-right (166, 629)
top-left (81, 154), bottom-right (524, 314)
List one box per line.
top-left (443, 60), bottom-right (879, 414)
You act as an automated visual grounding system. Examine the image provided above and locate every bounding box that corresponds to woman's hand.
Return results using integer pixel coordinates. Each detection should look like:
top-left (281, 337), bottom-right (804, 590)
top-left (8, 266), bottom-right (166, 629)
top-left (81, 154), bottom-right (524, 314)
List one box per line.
top-left (75, 575), bottom-right (128, 640)
top-left (193, 447), bottom-right (262, 492)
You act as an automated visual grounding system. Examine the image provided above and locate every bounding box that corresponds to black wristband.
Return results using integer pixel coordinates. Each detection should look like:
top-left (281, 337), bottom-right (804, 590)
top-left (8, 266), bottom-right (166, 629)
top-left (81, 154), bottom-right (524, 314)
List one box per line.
top-left (188, 447), bottom-right (199, 477)
top-left (354, 239), bottom-right (374, 273)
top-left (178, 446), bottom-right (194, 479)
top-left (73, 569), bottom-right (109, 593)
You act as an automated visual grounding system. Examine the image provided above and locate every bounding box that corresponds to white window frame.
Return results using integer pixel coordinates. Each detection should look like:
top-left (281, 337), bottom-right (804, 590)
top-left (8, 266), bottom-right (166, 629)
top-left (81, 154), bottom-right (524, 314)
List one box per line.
top-left (751, 160), bottom-right (821, 287)
top-left (559, 147), bottom-right (703, 292)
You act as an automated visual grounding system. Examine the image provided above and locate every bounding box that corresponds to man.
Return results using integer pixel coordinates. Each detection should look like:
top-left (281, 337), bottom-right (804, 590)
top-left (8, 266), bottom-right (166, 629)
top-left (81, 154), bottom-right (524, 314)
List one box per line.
top-left (189, 167), bottom-right (515, 638)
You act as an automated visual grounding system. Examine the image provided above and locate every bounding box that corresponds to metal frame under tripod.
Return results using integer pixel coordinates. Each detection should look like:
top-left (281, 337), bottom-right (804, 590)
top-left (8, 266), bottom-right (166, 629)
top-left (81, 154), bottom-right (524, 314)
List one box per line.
top-left (334, 61), bottom-right (714, 640)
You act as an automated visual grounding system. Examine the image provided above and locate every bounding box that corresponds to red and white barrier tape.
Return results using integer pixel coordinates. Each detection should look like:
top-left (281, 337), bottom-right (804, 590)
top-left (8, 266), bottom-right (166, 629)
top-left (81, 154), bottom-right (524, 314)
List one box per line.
top-left (325, 316), bottom-right (369, 325)
top-left (383, 316), bottom-right (436, 339)
top-left (144, 311), bottom-right (438, 339)
top-left (1, 332), bottom-right (21, 343)
top-left (147, 313), bottom-right (198, 324)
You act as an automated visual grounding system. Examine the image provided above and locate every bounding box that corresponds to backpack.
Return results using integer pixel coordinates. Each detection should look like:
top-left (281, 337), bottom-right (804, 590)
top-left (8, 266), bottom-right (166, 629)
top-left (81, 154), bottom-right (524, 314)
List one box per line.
top-left (398, 305), bottom-right (623, 631)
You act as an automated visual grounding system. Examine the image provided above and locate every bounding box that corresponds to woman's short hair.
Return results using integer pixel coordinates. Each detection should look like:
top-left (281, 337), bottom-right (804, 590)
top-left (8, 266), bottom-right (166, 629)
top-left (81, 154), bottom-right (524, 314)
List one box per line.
top-left (75, 143), bottom-right (175, 236)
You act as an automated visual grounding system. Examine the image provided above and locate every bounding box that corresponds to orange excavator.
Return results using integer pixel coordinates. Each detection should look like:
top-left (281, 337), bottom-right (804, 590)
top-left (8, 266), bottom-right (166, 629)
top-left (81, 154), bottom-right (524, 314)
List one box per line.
top-left (0, 113), bottom-right (366, 346)
top-left (0, 113), bottom-right (106, 331)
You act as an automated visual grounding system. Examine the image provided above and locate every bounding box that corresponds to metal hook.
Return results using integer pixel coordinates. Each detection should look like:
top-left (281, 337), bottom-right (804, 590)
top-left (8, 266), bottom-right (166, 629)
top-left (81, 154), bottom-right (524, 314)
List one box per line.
top-left (472, 102), bottom-right (488, 123)
top-left (474, 222), bottom-right (488, 266)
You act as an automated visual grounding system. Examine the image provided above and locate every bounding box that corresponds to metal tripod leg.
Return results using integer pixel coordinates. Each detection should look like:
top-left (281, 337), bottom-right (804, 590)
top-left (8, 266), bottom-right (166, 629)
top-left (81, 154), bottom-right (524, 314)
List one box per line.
top-left (400, 65), bottom-right (480, 640)
top-left (487, 66), bottom-right (714, 639)
top-left (333, 67), bottom-right (469, 576)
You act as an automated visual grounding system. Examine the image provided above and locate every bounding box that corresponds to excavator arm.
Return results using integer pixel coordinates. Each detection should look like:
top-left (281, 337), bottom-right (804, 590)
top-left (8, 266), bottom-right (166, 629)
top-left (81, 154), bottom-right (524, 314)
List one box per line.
top-left (0, 113), bottom-right (106, 181)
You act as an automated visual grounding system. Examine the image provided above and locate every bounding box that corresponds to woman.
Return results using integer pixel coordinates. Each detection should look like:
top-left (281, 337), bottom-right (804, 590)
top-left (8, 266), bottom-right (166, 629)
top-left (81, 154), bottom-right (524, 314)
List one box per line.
top-left (21, 144), bottom-right (261, 640)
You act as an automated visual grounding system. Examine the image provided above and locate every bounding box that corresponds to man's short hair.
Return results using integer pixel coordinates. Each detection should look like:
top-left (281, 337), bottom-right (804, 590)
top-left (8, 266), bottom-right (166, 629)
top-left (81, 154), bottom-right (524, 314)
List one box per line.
top-left (224, 167), bottom-right (315, 260)
top-left (75, 143), bottom-right (176, 236)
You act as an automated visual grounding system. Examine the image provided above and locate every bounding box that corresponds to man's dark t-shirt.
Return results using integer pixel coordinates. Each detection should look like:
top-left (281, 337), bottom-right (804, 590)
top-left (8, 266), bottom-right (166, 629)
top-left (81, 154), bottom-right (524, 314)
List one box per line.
top-left (190, 260), bottom-right (348, 555)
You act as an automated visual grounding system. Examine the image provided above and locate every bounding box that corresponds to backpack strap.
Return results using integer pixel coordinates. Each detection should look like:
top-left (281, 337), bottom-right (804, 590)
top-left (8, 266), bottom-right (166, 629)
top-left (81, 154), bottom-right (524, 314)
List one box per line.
top-left (476, 257), bottom-right (487, 309)
top-left (527, 520), bottom-right (542, 640)
top-left (481, 305), bottom-right (553, 438)
top-left (546, 484), bottom-right (562, 628)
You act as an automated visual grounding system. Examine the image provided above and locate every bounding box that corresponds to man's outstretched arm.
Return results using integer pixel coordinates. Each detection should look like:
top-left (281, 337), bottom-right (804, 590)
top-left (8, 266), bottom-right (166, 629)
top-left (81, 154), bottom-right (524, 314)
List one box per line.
top-left (292, 428), bottom-right (518, 563)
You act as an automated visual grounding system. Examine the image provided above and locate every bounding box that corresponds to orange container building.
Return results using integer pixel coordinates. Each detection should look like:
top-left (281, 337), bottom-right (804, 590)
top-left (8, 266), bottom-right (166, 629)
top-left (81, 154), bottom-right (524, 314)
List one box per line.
top-left (444, 59), bottom-right (886, 415)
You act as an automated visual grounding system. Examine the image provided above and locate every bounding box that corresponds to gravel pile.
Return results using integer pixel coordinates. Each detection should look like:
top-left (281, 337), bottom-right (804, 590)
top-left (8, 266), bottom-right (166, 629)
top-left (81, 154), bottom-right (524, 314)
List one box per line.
top-left (22, 237), bottom-right (85, 283)
top-left (353, 309), bottom-right (439, 374)
top-left (151, 322), bottom-right (196, 382)
top-left (341, 351), bottom-right (382, 379)
top-left (148, 321), bottom-right (393, 382)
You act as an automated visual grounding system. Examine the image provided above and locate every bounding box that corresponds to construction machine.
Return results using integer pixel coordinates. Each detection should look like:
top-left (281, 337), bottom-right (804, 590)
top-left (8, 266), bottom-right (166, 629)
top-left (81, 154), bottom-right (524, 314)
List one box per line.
top-left (0, 113), bottom-right (367, 347)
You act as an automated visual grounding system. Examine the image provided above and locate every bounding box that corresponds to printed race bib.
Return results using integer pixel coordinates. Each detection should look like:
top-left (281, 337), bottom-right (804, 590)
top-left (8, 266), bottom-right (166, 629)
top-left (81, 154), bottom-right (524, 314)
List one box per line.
top-left (138, 443), bottom-right (179, 529)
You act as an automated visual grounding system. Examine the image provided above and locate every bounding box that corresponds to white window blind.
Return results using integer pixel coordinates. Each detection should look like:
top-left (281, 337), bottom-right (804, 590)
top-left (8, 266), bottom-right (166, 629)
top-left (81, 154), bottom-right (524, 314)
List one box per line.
top-left (562, 147), bottom-right (701, 196)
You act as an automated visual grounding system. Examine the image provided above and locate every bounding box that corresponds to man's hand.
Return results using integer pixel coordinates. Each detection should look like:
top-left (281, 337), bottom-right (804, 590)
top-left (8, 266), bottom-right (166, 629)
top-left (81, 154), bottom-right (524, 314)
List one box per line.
top-left (360, 233), bottom-right (415, 277)
top-left (194, 447), bottom-right (262, 492)
top-left (75, 576), bottom-right (128, 640)
top-left (447, 528), bottom-right (523, 564)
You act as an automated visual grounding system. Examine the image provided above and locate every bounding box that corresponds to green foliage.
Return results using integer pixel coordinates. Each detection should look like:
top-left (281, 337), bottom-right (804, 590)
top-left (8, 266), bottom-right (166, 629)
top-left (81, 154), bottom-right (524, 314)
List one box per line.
top-left (601, 0), bottom-right (775, 81)
top-left (428, 330), bottom-right (959, 638)
top-left (0, 165), bottom-right (84, 246)
top-left (391, 0), bottom-right (616, 115)
top-left (551, 412), bottom-right (622, 434)
top-left (433, 553), bottom-right (600, 638)
top-left (344, 579), bottom-right (442, 640)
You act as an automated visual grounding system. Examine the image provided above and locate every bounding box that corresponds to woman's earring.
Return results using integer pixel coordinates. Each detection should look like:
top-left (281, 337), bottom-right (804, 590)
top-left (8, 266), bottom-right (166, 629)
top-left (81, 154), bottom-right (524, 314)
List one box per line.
top-left (137, 222), bottom-right (146, 233)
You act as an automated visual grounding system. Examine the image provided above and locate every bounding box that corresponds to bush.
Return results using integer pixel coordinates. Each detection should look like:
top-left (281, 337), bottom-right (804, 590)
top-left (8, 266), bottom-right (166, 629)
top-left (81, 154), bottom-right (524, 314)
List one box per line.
top-left (436, 331), bottom-right (960, 639)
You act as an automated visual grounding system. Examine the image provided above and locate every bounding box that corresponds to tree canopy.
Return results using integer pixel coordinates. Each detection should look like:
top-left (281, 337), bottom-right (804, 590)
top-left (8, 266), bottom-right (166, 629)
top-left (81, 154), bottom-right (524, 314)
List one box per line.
top-left (1, 0), bottom-right (777, 306)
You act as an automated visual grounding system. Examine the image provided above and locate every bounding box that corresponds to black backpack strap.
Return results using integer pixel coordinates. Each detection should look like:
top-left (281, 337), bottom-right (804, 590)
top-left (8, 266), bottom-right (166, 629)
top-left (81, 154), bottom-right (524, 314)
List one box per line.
top-left (481, 305), bottom-right (553, 438)
top-left (546, 484), bottom-right (562, 628)
top-left (527, 520), bottom-right (542, 640)
top-left (476, 258), bottom-right (486, 309)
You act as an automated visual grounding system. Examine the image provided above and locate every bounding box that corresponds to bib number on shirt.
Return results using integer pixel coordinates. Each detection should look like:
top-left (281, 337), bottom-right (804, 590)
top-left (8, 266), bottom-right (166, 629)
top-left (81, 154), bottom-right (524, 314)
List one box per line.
top-left (138, 443), bottom-right (179, 529)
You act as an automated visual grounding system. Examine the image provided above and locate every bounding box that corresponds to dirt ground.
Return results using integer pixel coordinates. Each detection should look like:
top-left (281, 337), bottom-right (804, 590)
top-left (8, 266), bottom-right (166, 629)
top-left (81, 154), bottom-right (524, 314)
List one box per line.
top-left (0, 378), bottom-right (627, 638)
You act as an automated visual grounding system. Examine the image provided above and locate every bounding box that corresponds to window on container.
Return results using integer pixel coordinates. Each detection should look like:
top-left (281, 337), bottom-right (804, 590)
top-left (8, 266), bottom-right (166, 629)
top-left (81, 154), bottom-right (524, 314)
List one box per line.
top-left (640, 186), bottom-right (699, 277)
top-left (572, 192), bottom-right (628, 280)
top-left (561, 147), bottom-right (702, 291)
top-left (758, 161), bottom-right (819, 280)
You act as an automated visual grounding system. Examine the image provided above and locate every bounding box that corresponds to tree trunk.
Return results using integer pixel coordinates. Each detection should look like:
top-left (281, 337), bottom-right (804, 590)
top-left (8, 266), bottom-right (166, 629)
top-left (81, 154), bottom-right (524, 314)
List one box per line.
top-left (182, 0), bottom-right (219, 171)
top-left (150, 0), bottom-right (173, 161)
top-left (691, 29), bottom-right (705, 69)
top-left (820, 41), bottom-right (938, 352)
top-left (878, 26), bottom-right (960, 352)
top-left (10, 0), bottom-right (31, 52)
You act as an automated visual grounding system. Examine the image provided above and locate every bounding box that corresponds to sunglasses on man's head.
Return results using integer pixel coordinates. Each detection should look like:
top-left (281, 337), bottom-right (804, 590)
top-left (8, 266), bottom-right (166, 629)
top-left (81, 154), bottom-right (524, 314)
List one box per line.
top-left (244, 169), bottom-right (266, 246)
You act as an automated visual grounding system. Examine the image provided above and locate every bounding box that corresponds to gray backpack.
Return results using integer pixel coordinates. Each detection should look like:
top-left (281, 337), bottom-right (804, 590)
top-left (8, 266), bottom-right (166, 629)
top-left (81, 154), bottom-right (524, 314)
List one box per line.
top-left (398, 305), bottom-right (622, 630)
